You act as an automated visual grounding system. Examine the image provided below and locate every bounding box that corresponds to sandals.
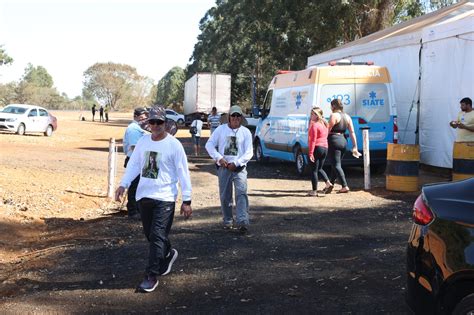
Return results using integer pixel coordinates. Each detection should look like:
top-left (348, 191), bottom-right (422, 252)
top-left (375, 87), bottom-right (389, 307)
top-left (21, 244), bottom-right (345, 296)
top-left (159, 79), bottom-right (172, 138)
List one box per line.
top-left (337, 188), bottom-right (350, 194)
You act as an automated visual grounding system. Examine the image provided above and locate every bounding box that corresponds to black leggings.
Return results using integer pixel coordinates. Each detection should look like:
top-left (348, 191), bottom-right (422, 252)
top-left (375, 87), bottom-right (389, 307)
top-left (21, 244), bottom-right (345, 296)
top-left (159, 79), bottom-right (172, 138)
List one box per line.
top-left (328, 134), bottom-right (348, 188)
top-left (310, 146), bottom-right (329, 191)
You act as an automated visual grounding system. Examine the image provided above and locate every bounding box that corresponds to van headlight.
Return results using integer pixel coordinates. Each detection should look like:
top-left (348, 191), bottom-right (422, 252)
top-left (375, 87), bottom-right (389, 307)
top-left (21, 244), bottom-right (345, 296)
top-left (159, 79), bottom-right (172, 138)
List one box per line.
top-left (5, 118), bottom-right (17, 122)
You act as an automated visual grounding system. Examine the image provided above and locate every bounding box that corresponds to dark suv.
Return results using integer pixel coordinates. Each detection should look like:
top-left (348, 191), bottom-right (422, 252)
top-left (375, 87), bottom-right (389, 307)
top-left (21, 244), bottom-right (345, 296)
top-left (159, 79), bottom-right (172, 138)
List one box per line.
top-left (406, 177), bottom-right (474, 314)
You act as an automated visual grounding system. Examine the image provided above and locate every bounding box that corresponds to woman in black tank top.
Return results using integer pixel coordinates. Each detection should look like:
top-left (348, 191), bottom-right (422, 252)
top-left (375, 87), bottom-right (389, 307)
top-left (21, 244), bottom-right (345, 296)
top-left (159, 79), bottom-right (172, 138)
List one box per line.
top-left (324, 99), bottom-right (360, 194)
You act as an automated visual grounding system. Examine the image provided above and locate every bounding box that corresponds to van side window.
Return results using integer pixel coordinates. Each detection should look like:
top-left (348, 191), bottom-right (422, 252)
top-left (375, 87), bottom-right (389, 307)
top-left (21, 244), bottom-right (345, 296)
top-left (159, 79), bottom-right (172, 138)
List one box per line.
top-left (319, 84), bottom-right (355, 117)
top-left (262, 90), bottom-right (273, 117)
top-left (355, 84), bottom-right (390, 123)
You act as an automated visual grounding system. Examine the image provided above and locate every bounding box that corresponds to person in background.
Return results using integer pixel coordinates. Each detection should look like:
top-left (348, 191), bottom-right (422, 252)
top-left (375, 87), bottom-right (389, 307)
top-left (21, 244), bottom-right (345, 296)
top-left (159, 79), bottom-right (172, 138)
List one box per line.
top-left (307, 107), bottom-right (331, 197)
top-left (99, 105), bottom-right (104, 122)
top-left (115, 106), bottom-right (192, 293)
top-left (104, 105), bottom-right (109, 122)
top-left (324, 98), bottom-right (360, 194)
top-left (207, 106), bottom-right (221, 134)
top-left (191, 115), bottom-right (203, 156)
top-left (91, 104), bottom-right (96, 121)
top-left (205, 105), bottom-right (253, 232)
top-left (122, 107), bottom-right (149, 220)
top-left (450, 97), bottom-right (474, 142)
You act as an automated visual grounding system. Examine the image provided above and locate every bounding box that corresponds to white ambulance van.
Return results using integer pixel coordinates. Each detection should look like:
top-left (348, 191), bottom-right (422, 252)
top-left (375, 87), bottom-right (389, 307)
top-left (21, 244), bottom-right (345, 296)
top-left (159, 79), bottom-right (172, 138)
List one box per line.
top-left (253, 60), bottom-right (397, 175)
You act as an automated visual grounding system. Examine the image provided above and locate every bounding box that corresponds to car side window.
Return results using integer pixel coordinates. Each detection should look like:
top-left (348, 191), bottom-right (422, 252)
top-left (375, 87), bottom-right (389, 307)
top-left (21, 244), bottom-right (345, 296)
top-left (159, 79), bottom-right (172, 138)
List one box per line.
top-left (28, 109), bottom-right (38, 117)
top-left (166, 110), bottom-right (173, 115)
top-left (39, 109), bottom-right (48, 117)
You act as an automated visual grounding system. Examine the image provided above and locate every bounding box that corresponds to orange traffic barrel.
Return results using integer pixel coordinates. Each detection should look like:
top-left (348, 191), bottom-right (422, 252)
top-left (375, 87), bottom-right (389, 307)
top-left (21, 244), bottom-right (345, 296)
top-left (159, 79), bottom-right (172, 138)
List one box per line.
top-left (452, 142), bottom-right (474, 181)
top-left (386, 143), bottom-right (420, 192)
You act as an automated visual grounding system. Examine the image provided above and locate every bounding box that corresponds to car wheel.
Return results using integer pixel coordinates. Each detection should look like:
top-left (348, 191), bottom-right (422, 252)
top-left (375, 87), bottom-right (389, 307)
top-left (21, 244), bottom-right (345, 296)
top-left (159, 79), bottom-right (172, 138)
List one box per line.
top-left (294, 145), bottom-right (306, 176)
top-left (17, 123), bottom-right (26, 135)
top-left (44, 125), bottom-right (53, 137)
top-left (255, 139), bottom-right (266, 163)
top-left (452, 293), bottom-right (474, 315)
top-left (177, 118), bottom-right (184, 125)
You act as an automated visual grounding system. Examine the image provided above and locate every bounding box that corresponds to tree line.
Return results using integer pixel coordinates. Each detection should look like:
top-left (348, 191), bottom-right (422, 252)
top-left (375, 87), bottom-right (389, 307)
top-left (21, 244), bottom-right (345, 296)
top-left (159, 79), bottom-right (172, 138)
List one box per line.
top-left (0, 1), bottom-right (455, 113)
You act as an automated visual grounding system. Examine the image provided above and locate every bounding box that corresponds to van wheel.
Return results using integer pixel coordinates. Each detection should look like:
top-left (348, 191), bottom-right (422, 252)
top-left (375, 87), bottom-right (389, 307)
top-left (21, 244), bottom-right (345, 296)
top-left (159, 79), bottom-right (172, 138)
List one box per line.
top-left (452, 293), bottom-right (474, 315)
top-left (294, 145), bottom-right (306, 176)
top-left (17, 123), bottom-right (26, 135)
top-left (255, 139), bottom-right (266, 163)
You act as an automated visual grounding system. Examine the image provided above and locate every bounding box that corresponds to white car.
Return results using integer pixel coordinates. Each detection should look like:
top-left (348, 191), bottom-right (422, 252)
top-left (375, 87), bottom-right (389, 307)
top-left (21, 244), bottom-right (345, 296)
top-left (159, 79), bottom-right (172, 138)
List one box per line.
top-left (165, 109), bottom-right (185, 125)
top-left (0, 104), bottom-right (58, 136)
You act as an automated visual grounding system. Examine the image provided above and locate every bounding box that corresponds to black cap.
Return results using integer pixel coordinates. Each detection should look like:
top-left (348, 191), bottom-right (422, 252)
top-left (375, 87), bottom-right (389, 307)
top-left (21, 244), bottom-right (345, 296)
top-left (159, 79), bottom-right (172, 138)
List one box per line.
top-left (134, 107), bottom-right (148, 116)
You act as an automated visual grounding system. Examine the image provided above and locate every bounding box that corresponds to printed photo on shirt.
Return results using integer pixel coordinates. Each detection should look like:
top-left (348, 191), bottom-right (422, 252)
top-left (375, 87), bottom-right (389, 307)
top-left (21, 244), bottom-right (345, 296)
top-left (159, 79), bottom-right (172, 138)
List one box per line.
top-left (142, 151), bottom-right (160, 179)
top-left (224, 136), bottom-right (239, 156)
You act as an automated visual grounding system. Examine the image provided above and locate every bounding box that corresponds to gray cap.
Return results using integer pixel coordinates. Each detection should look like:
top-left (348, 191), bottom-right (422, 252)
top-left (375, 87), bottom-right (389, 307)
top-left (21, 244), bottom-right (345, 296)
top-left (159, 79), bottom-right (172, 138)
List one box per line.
top-left (229, 105), bottom-right (243, 116)
top-left (147, 106), bottom-right (167, 121)
top-left (134, 107), bottom-right (148, 116)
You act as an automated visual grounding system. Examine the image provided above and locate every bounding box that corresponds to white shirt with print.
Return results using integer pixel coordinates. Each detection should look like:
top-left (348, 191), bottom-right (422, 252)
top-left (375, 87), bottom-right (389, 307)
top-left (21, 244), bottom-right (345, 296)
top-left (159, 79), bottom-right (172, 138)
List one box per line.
top-left (205, 123), bottom-right (253, 167)
top-left (120, 134), bottom-right (192, 202)
top-left (191, 119), bottom-right (203, 137)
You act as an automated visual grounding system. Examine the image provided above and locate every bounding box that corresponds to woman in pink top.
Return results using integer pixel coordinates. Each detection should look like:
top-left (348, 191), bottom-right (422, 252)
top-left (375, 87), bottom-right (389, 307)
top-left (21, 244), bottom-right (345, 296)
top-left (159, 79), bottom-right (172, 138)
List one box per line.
top-left (307, 107), bottom-right (332, 197)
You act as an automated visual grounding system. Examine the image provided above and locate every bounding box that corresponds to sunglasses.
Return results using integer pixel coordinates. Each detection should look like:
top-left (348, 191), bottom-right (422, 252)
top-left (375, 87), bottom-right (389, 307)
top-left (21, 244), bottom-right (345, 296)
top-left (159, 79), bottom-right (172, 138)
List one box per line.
top-left (148, 120), bottom-right (165, 125)
top-left (230, 113), bottom-right (242, 118)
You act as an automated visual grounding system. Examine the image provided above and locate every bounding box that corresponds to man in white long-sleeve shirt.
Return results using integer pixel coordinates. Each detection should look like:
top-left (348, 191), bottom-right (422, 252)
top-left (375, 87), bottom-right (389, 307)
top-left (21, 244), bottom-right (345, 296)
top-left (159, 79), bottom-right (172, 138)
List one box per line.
top-left (115, 106), bottom-right (192, 293)
top-left (205, 105), bottom-right (253, 232)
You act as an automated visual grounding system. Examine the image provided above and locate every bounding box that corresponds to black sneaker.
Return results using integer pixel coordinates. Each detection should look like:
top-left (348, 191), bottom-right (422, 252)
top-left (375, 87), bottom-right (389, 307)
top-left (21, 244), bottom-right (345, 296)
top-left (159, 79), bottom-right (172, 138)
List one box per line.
top-left (138, 274), bottom-right (159, 293)
top-left (238, 224), bottom-right (248, 233)
top-left (223, 222), bottom-right (233, 230)
top-left (160, 248), bottom-right (178, 276)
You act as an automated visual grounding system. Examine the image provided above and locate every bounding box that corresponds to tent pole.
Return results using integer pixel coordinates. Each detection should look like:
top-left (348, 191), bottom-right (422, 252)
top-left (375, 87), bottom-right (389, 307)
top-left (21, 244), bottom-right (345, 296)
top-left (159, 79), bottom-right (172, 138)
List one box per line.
top-left (415, 39), bottom-right (423, 145)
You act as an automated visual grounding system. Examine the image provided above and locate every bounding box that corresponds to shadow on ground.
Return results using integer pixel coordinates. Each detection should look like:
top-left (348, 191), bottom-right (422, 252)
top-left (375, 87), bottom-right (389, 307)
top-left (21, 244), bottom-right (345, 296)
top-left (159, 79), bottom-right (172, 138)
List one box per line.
top-left (0, 196), bottom-right (414, 313)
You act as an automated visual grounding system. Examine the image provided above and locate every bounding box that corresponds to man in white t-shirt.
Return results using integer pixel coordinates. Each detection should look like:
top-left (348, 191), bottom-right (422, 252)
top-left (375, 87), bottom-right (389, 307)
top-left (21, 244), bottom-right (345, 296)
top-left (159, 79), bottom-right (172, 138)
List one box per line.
top-left (450, 97), bottom-right (474, 142)
top-left (115, 106), bottom-right (192, 293)
top-left (191, 116), bottom-right (204, 156)
top-left (205, 105), bottom-right (253, 232)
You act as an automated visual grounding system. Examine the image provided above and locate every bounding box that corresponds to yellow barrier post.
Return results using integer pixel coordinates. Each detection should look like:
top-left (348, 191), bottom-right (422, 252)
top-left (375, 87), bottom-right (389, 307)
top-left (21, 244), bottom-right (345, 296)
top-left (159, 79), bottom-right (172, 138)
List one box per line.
top-left (452, 142), bottom-right (474, 181)
top-left (386, 143), bottom-right (420, 192)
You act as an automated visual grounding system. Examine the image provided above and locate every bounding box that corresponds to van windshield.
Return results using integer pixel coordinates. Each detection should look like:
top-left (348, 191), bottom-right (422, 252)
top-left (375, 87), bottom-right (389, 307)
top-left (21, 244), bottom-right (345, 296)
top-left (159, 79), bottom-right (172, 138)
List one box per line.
top-left (319, 83), bottom-right (391, 123)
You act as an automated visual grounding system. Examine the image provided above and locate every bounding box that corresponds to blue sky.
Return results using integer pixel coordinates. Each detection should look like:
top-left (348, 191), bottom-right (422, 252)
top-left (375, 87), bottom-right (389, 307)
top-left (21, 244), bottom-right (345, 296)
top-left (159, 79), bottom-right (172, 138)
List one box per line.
top-left (0, 0), bottom-right (216, 97)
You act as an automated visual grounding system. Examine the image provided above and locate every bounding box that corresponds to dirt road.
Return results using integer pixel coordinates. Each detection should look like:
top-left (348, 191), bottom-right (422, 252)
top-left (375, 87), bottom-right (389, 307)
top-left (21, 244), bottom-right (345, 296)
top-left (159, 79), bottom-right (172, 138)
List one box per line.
top-left (0, 111), bottom-right (448, 313)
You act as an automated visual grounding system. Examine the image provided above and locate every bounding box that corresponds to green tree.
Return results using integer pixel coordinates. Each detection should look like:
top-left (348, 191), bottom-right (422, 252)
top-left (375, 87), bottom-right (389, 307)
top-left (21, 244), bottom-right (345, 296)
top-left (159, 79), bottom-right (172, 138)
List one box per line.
top-left (11, 64), bottom-right (68, 108)
top-left (155, 66), bottom-right (185, 111)
top-left (83, 62), bottom-right (152, 110)
top-left (0, 45), bottom-right (13, 66)
top-left (0, 82), bottom-right (17, 106)
top-left (188, 0), bottom-right (446, 107)
top-left (22, 63), bottom-right (54, 88)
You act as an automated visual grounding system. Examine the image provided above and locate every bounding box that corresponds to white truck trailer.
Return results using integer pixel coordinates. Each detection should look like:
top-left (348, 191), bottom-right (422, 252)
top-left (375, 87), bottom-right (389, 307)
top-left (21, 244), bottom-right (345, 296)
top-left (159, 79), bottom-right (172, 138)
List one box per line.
top-left (183, 73), bottom-right (231, 125)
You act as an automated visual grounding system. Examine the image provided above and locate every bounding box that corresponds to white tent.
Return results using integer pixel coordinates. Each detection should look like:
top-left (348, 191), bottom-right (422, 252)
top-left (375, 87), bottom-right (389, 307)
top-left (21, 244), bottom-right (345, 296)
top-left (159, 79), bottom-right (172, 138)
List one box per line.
top-left (307, 0), bottom-right (474, 168)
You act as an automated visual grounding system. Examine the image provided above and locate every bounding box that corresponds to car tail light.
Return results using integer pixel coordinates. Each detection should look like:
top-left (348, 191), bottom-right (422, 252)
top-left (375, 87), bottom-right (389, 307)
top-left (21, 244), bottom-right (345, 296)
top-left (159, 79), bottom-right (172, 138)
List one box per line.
top-left (412, 194), bottom-right (434, 225)
top-left (393, 116), bottom-right (398, 144)
top-left (358, 117), bottom-right (367, 124)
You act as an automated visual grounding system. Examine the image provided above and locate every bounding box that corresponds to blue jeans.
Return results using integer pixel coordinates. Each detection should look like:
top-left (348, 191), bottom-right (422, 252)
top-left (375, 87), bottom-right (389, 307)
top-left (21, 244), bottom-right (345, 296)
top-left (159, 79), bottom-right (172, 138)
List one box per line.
top-left (138, 198), bottom-right (175, 276)
top-left (217, 166), bottom-right (249, 226)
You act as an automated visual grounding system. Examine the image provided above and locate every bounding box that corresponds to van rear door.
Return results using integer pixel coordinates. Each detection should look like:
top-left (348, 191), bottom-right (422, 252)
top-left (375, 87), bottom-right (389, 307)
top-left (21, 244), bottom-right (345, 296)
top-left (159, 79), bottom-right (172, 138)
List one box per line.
top-left (354, 83), bottom-right (393, 150)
